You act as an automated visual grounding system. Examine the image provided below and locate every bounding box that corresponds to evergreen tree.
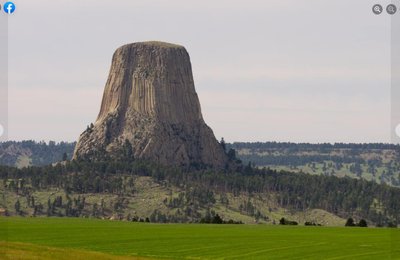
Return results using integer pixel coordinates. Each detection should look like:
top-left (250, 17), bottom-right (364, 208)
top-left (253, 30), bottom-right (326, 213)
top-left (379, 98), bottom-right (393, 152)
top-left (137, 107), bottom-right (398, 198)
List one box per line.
top-left (14, 200), bottom-right (21, 214)
top-left (358, 219), bottom-right (368, 227)
top-left (212, 214), bottom-right (223, 224)
top-left (220, 138), bottom-right (226, 153)
top-left (345, 218), bottom-right (356, 227)
top-left (123, 139), bottom-right (134, 162)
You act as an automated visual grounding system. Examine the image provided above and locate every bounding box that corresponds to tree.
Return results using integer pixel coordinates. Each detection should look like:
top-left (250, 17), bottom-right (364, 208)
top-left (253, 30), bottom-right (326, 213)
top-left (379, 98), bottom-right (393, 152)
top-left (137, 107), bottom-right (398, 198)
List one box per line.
top-left (92, 203), bottom-right (99, 217)
top-left (227, 149), bottom-right (237, 161)
top-left (220, 138), bottom-right (226, 153)
top-left (305, 221), bottom-right (317, 226)
top-left (14, 200), bottom-right (21, 214)
top-left (100, 199), bottom-right (105, 216)
top-left (345, 218), bottom-right (356, 227)
top-left (62, 152), bottom-right (68, 161)
top-left (279, 217), bottom-right (297, 225)
top-left (358, 219), bottom-right (368, 227)
top-left (387, 222), bottom-right (397, 228)
top-left (33, 203), bottom-right (43, 216)
top-left (30, 196), bottom-right (35, 208)
top-left (212, 214), bottom-right (223, 224)
top-left (47, 198), bottom-right (54, 216)
top-left (122, 139), bottom-right (134, 162)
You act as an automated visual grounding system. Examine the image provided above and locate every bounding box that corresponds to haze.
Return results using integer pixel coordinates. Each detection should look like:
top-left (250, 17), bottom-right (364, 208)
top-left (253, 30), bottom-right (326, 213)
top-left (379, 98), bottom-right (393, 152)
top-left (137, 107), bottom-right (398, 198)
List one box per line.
top-left (7, 0), bottom-right (392, 143)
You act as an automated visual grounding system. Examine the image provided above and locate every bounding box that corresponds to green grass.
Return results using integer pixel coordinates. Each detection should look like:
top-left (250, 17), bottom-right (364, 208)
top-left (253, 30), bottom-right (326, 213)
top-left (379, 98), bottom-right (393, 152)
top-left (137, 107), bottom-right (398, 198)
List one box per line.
top-left (1, 217), bottom-right (399, 259)
top-left (0, 241), bottom-right (145, 260)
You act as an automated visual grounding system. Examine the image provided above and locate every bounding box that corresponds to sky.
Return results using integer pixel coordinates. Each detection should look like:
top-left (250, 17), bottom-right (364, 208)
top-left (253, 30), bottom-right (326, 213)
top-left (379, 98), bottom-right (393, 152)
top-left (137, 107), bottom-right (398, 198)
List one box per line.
top-left (6, 0), bottom-right (395, 143)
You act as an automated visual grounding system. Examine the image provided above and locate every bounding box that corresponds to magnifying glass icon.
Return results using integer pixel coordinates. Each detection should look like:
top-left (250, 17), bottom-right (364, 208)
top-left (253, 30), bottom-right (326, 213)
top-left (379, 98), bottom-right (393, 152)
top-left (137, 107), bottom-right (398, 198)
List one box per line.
top-left (387, 4), bottom-right (397, 15)
top-left (373, 4), bottom-right (383, 15)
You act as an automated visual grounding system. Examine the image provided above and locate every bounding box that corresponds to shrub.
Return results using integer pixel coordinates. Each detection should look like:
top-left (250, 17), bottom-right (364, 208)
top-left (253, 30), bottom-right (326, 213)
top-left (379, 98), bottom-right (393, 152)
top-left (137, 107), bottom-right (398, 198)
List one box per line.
top-left (358, 219), bottom-right (368, 227)
top-left (345, 218), bottom-right (356, 227)
top-left (279, 217), bottom-right (298, 225)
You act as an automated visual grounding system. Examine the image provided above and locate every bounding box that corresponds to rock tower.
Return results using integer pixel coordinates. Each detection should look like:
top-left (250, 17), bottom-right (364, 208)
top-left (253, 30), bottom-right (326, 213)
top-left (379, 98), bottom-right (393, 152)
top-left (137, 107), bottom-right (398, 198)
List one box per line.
top-left (73, 41), bottom-right (228, 168)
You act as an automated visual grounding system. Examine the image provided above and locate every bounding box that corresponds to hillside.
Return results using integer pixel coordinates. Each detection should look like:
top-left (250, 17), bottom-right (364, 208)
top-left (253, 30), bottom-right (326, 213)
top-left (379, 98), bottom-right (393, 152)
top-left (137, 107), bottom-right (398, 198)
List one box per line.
top-left (1, 159), bottom-right (399, 227)
top-left (0, 141), bottom-right (75, 168)
top-left (229, 142), bottom-right (400, 187)
top-left (0, 174), bottom-right (344, 226)
top-left (3, 140), bottom-right (399, 189)
top-left (0, 175), bottom-right (344, 226)
top-left (1, 141), bottom-right (399, 226)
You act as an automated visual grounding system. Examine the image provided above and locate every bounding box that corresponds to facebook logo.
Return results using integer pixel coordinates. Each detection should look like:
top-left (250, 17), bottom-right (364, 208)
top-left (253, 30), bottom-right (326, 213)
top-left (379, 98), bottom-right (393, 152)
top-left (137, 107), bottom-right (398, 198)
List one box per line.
top-left (4, 2), bottom-right (16, 14)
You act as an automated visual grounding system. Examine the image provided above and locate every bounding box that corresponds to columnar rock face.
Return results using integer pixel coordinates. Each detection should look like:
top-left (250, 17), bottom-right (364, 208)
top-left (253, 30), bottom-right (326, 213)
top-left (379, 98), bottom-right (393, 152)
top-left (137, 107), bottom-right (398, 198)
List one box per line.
top-left (73, 41), bottom-right (228, 168)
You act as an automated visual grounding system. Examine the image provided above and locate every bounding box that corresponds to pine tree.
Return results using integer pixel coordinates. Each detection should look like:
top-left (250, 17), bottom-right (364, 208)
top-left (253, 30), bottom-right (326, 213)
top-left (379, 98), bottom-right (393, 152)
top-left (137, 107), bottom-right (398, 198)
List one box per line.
top-left (345, 218), bottom-right (355, 227)
top-left (14, 200), bottom-right (21, 214)
top-left (358, 219), bottom-right (368, 227)
top-left (220, 138), bottom-right (226, 153)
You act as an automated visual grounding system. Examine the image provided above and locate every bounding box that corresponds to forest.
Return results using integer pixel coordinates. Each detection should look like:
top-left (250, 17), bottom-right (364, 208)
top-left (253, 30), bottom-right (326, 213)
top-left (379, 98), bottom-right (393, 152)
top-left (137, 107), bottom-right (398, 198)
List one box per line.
top-left (1, 157), bottom-right (399, 226)
top-left (0, 141), bottom-right (75, 166)
top-left (229, 141), bottom-right (400, 187)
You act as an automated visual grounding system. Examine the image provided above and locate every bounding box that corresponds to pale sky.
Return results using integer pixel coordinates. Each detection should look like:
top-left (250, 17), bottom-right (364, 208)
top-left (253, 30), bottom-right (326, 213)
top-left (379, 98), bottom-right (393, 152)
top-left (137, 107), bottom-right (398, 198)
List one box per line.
top-left (6, 0), bottom-right (394, 143)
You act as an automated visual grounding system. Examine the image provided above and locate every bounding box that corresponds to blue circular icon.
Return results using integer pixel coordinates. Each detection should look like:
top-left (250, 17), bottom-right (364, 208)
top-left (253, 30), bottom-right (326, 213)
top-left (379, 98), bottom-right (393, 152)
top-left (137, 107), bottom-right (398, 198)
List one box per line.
top-left (4, 2), bottom-right (16, 14)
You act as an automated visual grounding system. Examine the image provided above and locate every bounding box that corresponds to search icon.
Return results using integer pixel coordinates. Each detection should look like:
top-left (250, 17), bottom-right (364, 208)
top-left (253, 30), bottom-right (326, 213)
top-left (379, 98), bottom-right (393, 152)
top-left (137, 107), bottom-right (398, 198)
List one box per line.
top-left (373, 4), bottom-right (383, 15)
top-left (387, 4), bottom-right (397, 15)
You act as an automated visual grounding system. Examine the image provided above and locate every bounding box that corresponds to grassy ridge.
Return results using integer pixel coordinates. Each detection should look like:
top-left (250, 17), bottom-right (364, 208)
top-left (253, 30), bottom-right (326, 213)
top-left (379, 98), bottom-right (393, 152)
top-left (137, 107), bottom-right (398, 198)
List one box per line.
top-left (231, 142), bottom-right (400, 187)
top-left (1, 217), bottom-right (399, 259)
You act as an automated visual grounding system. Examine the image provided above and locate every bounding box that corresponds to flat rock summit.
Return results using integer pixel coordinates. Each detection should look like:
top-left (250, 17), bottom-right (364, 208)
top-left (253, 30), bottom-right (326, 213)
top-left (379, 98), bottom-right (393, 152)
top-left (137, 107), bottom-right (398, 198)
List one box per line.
top-left (73, 41), bottom-right (228, 168)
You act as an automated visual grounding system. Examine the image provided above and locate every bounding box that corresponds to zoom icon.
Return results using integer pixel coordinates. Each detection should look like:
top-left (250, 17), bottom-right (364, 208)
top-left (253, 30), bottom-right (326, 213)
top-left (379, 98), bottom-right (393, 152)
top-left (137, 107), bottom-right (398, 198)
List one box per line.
top-left (3, 2), bottom-right (16, 14)
top-left (372, 4), bottom-right (383, 15)
top-left (387, 4), bottom-right (397, 15)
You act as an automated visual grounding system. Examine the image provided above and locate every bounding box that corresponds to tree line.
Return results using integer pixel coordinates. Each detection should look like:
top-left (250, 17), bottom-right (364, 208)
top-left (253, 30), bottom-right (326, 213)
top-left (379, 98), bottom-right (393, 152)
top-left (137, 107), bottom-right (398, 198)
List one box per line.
top-left (230, 142), bottom-right (400, 151)
top-left (1, 157), bottom-right (399, 226)
top-left (0, 140), bottom-right (76, 166)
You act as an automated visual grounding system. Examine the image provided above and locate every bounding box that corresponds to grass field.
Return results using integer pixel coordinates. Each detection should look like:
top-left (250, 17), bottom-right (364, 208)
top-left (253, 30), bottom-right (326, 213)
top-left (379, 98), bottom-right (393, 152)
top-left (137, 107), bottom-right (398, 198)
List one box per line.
top-left (1, 217), bottom-right (399, 259)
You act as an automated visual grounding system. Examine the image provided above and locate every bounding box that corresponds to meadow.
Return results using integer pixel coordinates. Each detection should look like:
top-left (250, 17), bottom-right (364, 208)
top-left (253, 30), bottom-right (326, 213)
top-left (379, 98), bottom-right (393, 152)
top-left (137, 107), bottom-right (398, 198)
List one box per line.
top-left (1, 217), bottom-right (399, 259)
